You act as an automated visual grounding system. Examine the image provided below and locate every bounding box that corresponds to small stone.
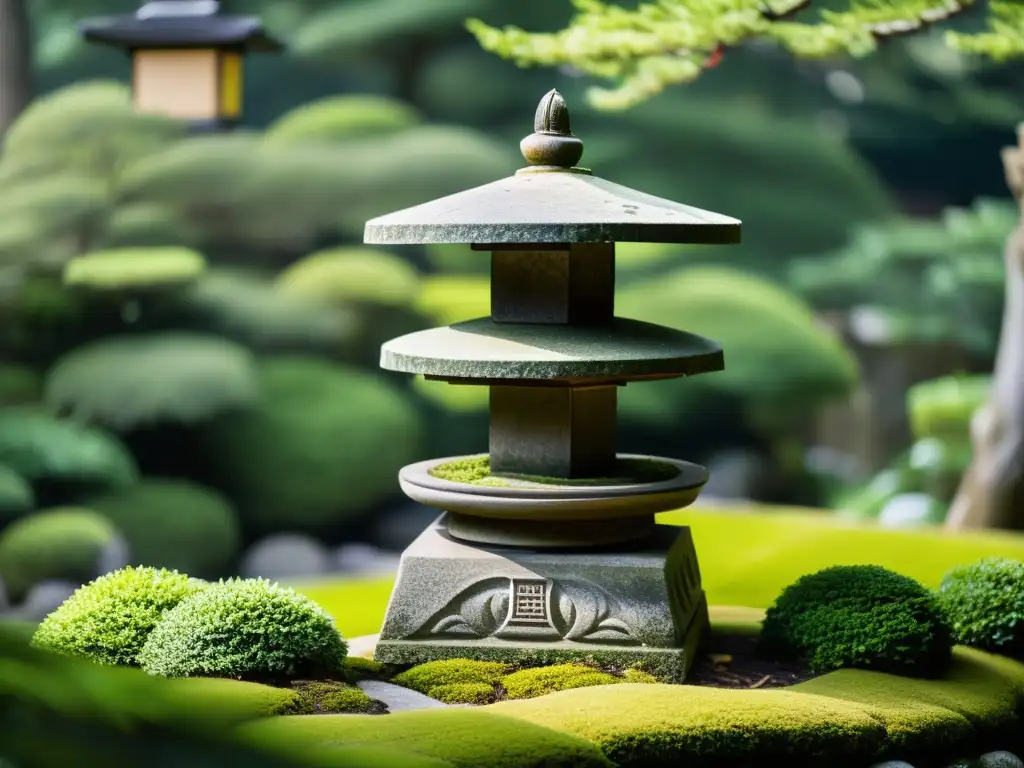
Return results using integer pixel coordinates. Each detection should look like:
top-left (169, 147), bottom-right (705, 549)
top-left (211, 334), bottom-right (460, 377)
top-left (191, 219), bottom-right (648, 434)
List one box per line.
top-left (333, 544), bottom-right (399, 575)
top-left (368, 502), bottom-right (441, 551)
top-left (93, 533), bottom-right (131, 577)
top-left (356, 680), bottom-right (449, 711)
top-left (240, 533), bottom-right (332, 581)
top-left (878, 493), bottom-right (944, 528)
top-left (11, 580), bottom-right (78, 622)
top-left (980, 752), bottom-right (1024, 768)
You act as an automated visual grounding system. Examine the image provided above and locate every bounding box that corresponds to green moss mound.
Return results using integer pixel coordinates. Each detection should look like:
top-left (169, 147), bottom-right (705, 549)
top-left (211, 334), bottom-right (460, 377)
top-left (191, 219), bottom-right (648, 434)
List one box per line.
top-left (431, 682), bottom-right (497, 705)
top-left (0, 408), bottom-right (138, 492)
top-left (264, 95), bottom-right (423, 144)
top-left (197, 357), bottom-right (424, 535)
top-left (342, 656), bottom-right (384, 681)
top-left (502, 664), bottom-right (621, 700)
top-left (0, 507), bottom-right (120, 602)
top-left (0, 463), bottom-right (34, 522)
top-left (63, 247), bottom-right (206, 292)
top-left (491, 648), bottom-right (1024, 767)
top-left (429, 454), bottom-right (681, 487)
top-left (138, 578), bottom-right (347, 681)
top-left (392, 659), bottom-right (509, 695)
top-left (44, 333), bottom-right (259, 432)
top-left (761, 565), bottom-right (954, 676)
top-left (284, 681), bottom-right (382, 714)
top-left (87, 479), bottom-right (241, 578)
top-left (31, 565), bottom-right (205, 666)
top-left (908, 375), bottom-right (991, 440)
top-left (238, 708), bottom-right (614, 768)
top-left (162, 677), bottom-right (300, 718)
top-left (276, 247), bottom-right (420, 307)
top-left (938, 557), bottom-right (1024, 658)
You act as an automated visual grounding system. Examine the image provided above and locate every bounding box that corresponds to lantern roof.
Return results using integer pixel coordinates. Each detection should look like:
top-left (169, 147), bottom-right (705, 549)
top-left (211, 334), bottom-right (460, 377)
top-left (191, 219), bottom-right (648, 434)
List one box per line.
top-left (78, 0), bottom-right (282, 52)
top-left (363, 90), bottom-right (741, 246)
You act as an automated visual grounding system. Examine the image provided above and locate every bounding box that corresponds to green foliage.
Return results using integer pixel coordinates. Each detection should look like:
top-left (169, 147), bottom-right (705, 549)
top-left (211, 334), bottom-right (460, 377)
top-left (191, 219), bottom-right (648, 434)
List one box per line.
top-left (31, 565), bottom-right (205, 666)
top-left (0, 366), bottom-right (41, 406)
top-left (908, 375), bottom-right (991, 440)
top-left (937, 557), bottom-right (1024, 657)
top-left (616, 267), bottom-right (858, 426)
top-left (760, 565), bottom-right (954, 676)
top-left (0, 464), bottom-right (35, 523)
top-left (165, 269), bottom-right (359, 354)
top-left (0, 508), bottom-right (119, 602)
top-left (63, 247), bottom-right (207, 293)
top-left (103, 203), bottom-right (197, 248)
top-left (414, 274), bottom-right (491, 325)
top-left (138, 578), bottom-right (348, 682)
top-left (0, 407), bottom-right (138, 492)
top-left (284, 681), bottom-right (381, 714)
top-left (501, 664), bottom-right (621, 700)
top-left (265, 95), bottom-right (423, 143)
top-left (430, 682), bottom-right (497, 704)
top-left (276, 247), bottom-right (421, 306)
top-left (196, 357), bottom-right (423, 535)
top-left (44, 333), bottom-right (259, 432)
top-left (392, 659), bottom-right (510, 695)
top-left (87, 480), bottom-right (241, 578)
top-left (467, 0), bottom-right (1005, 111)
top-left (342, 655), bottom-right (384, 681)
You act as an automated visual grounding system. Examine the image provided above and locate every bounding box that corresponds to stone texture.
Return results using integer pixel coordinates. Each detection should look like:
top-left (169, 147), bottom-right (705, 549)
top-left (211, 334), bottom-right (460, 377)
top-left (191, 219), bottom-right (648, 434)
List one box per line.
top-left (356, 680), bottom-right (449, 711)
top-left (380, 316), bottom-right (723, 383)
top-left (363, 170), bottom-right (741, 246)
top-left (373, 514), bottom-right (708, 681)
top-left (241, 533), bottom-right (332, 581)
top-left (980, 752), bottom-right (1024, 768)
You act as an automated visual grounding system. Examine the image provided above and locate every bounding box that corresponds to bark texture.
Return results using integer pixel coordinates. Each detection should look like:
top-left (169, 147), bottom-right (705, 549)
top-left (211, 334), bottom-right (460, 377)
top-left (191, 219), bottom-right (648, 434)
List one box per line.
top-left (946, 126), bottom-right (1024, 531)
top-left (0, 0), bottom-right (32, 139)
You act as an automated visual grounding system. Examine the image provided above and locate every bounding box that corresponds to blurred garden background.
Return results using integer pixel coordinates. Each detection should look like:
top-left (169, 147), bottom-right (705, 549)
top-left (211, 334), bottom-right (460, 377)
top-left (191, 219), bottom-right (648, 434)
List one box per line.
top-left (0, 0), bottom-right (1018, 619)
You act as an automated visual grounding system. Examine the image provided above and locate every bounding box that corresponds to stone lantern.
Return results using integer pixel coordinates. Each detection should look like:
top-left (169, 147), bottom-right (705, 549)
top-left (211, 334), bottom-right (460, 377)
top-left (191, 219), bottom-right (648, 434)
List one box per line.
top-left (364, 90), bottom-right (741, 680)
top-left (78, 0), bottom-right (282, 132)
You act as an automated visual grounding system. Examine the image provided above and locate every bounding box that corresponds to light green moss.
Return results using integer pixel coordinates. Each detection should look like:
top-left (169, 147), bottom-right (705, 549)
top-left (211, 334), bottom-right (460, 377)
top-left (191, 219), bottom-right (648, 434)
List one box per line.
top-left (391, 659), bottom-right (509, 695)
top-left (429, 454), bottom-right (680, 487)
top-left (431, 682), bottom-right (497, 705)
top-left (343, 655), bottom-right (384, 681)
top-left (502, 664), bottom-right (620, 699)
top-left (622, 668), bottom-right (660, 684)
top-left (284, 681), bottom-right (382, 715)
top-left (161, 677), bottom-right (299, 717)
top-left (237, 709), bottom-right (613, 768)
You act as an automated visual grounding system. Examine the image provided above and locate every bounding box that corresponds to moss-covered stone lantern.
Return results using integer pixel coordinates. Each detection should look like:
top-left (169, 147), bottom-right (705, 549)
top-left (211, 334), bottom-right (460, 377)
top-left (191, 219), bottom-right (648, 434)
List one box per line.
top-left (78, 0), bottom-right (282, 132)
top-left (364, 90), bottom-right (740, 680)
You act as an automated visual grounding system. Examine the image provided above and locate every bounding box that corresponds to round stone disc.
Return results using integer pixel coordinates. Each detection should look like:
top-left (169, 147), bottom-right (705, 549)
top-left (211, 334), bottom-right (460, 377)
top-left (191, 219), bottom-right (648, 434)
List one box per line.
top-left (380, 317), bottom-right (723, 382)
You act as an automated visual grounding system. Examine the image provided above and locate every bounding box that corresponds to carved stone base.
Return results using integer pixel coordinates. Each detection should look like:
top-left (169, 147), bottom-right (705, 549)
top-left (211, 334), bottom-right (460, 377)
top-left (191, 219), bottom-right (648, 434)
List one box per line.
top-left (373, 514), bottom-right (709, 682)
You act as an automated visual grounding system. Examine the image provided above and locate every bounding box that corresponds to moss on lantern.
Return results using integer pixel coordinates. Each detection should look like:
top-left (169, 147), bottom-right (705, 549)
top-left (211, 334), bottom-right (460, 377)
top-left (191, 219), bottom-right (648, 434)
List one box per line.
top-left (429, 454), bottom-right (681, 487)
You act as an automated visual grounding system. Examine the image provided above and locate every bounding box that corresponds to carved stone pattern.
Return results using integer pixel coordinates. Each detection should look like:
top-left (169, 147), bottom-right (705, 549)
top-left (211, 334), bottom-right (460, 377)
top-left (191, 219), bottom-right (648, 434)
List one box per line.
top-left (411, 576), bottom-right (639, 646)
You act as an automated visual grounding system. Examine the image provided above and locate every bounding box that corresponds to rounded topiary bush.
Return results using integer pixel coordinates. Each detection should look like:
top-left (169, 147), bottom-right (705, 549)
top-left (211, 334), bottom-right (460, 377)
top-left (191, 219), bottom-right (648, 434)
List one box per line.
top-left (0, 508), bottom-right (122, 602)
top-left (937, 557), bottom-right (1024, 658)
top-left (138, 578), bottom-right (347, 681)
top-left (501, 664), bottom-right (621, 700)
top-left (0, 463), bottom-right (34, 523)
top-left (87, 479), bottom-right (241, 578)
top-left (760, 565), bottom-right (953, 676)
top-left (31, 565), bottom-right (205, 666)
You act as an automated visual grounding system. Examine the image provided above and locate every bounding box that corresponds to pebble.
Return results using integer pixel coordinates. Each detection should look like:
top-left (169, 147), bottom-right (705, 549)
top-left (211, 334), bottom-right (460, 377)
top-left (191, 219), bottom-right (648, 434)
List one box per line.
top-left (241, 533), bottom-right (333, 581)
top-left (356, 680), bottom-right (449, 711)
top-left (980, 752), bottom-right (1024, 768)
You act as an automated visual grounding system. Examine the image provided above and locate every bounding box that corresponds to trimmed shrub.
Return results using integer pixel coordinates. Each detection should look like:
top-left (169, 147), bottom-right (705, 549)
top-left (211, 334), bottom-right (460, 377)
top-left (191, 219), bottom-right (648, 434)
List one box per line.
top-left (264, 95), bottom-right (423, 144)
top-left (138, 578), bottom-right (347, 681)
top-left (0, 508), bottom-right (121, 602)
top-left (342, 656), bottom-right (384, 682)
top-left (760, 565), bottom-right (953, 676)
top-left (431, 682), bottom-right (496, 705)
top-left (87, 480), bottom-right (241, 578)
top-left (31, 565), bottom-right (205, 666)
top-left (276, 247), bottom-right (420, 307)
top-left (0, 464), bottom-right (34, 522)
top-left (284, 681), bottom-right (381, 714)
top-left (937, 557), bottom-right (1024, 658)
top-left (502, 664), bottom-right (620, 700)
top-left (391, 659), bottom-right (509, 695)
top-left (63, 247), bottom-right (206, 293)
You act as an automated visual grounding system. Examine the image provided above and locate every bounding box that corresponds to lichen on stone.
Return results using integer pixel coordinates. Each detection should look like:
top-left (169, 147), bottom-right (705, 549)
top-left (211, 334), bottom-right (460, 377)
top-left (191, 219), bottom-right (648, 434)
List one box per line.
top-left (429, 454), bottom-right (680, 487)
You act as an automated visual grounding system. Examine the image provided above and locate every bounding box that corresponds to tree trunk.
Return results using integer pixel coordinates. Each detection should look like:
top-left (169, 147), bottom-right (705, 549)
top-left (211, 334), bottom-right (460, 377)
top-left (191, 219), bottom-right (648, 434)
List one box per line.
top-left (0, 0), bottom-right (32, 139)
top-left (945, 126), bottom-right (1024, 531)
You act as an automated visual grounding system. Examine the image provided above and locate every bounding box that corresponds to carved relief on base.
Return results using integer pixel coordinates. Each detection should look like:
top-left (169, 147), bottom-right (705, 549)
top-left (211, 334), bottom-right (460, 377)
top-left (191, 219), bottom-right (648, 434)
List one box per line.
top-left (409, 576), bottom-right (640, 646)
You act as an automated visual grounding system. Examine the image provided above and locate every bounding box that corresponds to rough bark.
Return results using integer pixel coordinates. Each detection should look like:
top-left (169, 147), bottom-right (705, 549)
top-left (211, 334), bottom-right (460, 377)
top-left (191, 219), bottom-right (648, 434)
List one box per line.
top-left (946, 125), bottom-right (1024, 531)
top-left (0, 0), bottom-right (32, 139)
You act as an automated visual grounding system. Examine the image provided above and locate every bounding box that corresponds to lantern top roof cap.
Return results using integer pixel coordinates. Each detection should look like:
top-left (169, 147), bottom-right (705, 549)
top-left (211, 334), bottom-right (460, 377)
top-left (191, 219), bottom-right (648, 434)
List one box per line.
top-left (363, 89), bottom-right (741, 246)
top-left (78, 0), bottom-right (283, 52)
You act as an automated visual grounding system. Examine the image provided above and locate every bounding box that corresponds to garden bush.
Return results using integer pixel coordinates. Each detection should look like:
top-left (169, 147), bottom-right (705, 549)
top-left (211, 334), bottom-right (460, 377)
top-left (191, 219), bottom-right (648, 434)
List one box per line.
top-left (62, 247), bottom-right (207, 293)
top-left (138, 578), bottom-right (347, 681)
top-left (501, 664), bottom-right (622, 700)
top-left (0, 464), bottom-right (34, 522)
top-left (284, 681), bottom-right (381, 714)
top-left (391, 659), bottom-right (509, 695)
top-left (937, 557), bottom-right (1024, 658)
top-left (264, 95), bottom-right (423, 144)
top-left (276, 247), bottom-right (421, 307)
top-left (32, 565), bottom-right (205, 666)
top-left (87, 479), bottom-right (241, 578)
top-left (760, 565), bottom-right (953, 676)
top-left (0, 508), bottom-right (121, 602)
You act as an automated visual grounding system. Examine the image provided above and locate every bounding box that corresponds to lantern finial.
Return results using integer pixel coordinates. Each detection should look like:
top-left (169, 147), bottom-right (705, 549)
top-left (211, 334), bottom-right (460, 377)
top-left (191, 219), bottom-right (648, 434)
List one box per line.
top-left (520, 89), bottom-right (584, 169)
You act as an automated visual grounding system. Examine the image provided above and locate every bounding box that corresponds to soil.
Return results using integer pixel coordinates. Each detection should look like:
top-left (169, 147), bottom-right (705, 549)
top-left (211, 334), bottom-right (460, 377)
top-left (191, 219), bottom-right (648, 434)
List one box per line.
top-left (688, 632), bottom-right (817, 689)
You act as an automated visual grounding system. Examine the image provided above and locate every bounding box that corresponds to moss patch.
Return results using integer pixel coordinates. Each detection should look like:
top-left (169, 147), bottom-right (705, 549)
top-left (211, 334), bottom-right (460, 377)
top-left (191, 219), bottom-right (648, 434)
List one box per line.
top-left (392, 659), bottom-right (509, 695)
top-left (502, 664), bottom-right (624, 700)
top-left (432, 682), bottom-right (496, 705)
top-left (160, 677), bottom-right (300, 717)
top-left (342, 655), bottom-right (385, 681)
top-left (429, 454), bottom-right (680, 487)
top-left (488, 648), bottom-right (1024, 767)
top-left (284, 681), bottom-right (384, 715)
top-left (237, 708), bottom-right (614, 768)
